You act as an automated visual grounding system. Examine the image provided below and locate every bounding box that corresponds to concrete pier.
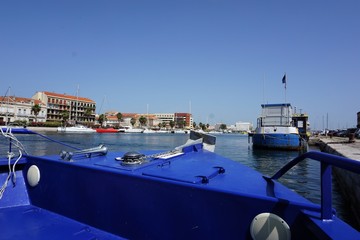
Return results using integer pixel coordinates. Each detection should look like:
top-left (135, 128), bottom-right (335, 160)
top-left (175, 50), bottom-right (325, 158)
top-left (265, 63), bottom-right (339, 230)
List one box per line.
top-left (315, 136), bottom-right (360, 228)
top-left (26, 127), bottom-right (57, 132)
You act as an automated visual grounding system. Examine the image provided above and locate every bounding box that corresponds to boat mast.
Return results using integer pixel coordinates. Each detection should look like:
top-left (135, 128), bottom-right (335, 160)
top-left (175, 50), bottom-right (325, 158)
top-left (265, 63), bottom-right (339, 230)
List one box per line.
top-left (75, 85), bottom-right (79, 124)
top-left (146, 103), bottom-right (149, 128)
top-left (3, 87), bottom-right (11, 126)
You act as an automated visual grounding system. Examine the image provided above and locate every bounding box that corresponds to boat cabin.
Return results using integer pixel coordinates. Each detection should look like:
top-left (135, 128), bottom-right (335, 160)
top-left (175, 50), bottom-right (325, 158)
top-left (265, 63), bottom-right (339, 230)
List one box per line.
top-left (257, 103), bottom-right (293, 128)
top-left (292, 113), bottom-right (310, 140)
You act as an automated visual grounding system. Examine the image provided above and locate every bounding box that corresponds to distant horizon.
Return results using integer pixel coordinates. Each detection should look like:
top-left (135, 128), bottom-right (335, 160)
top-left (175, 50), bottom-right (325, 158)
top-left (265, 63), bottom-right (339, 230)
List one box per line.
top-left (4, 87), bottom-right (357, 131)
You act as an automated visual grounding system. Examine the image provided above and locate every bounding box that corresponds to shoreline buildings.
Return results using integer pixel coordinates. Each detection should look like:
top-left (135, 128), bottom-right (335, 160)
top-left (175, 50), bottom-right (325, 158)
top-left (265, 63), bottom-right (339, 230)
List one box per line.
top-left (33, 91), bottom-right (96, 124)
top-left (1, 91), bottom-right (195, 129)
top-left (0, 96), bottom-right (47, 125)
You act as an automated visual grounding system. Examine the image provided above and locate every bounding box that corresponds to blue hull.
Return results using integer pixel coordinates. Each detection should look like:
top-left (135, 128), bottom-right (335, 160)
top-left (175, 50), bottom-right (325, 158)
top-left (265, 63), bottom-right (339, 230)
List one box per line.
top-left (252, 133), bottom-right (302, 150)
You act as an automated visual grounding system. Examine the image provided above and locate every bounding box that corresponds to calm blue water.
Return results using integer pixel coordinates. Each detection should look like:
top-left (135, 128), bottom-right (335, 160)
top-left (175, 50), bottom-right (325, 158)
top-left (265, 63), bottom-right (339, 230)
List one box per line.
top-left (2, 131), bottom-right (357, 229)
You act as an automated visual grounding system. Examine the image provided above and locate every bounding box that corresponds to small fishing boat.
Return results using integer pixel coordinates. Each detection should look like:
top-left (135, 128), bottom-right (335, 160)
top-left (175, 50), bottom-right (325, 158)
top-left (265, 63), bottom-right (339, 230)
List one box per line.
top-left (118, 126), bottom-right (144, 133)
top-left (142, 128), bottom-right (156, 134)
top-left (0, 127), bottom-right (359, 239)
top-left (57, 124), bottom-right (96, 133)
top-left (95, 127), bottom-right (119, 133)
top-left (252, 103), bottom-right (305, 150)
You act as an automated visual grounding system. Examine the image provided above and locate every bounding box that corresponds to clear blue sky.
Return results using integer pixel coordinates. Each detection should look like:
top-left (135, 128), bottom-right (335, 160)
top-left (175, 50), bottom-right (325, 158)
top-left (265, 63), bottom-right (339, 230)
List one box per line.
top-left (1, 1), bottom-right (359, 130)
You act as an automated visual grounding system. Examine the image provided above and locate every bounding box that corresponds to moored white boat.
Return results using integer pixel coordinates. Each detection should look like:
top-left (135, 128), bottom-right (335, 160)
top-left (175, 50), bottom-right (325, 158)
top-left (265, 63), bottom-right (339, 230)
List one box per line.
top-left (57, 125), bottom-right (96, 133)
top-left (142, 128), bottom-right (156, 134)
top-left (171, 129), bottom-right (190, 134)
top-left (118, 126), bottom-right (144, 133)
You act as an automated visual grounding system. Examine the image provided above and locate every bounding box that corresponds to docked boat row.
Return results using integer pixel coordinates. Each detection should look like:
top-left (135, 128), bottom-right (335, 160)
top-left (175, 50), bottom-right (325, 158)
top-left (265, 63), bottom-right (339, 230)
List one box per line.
top-left (0, 127), bottom-right (359, 239)
top-left (250, 103), bottom-right (309, 151)
top-left (57, 125), bottom-right (191, 134)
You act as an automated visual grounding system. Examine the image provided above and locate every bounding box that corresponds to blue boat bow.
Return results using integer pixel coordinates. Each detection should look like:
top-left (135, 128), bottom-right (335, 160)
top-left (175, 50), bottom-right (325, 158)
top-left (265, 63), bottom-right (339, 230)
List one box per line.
top-left (0, 127), bottom-right (359, 239)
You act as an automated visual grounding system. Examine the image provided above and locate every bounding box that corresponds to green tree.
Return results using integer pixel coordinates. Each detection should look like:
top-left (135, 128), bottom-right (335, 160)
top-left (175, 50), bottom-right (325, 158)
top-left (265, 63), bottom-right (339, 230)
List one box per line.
top-left (61, 110), bottom-right (70, 126)
top-left (139, 116), bottom-right (147, 127)
top-left (177, 120), bottom-right (185, 129)
top-left (116, 112), bottom-right (123, 126)
top-left (130, 118), bottom-right (136, 126)
top-left (31, 104), bottom-right (41, 123)
top-left (220, 124), bottom-right (227, 131)
top-left (98, 114), bottom-right (107, 126)
top-left (169, 120), bottom-right (175, 129)
top-left (84, 107), bottom-right (92, 121)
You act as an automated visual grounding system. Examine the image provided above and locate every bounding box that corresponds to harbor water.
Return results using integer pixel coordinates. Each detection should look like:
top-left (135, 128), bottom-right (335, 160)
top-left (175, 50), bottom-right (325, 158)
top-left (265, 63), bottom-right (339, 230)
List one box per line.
top-left (4, 131), bottom-right (358, 230)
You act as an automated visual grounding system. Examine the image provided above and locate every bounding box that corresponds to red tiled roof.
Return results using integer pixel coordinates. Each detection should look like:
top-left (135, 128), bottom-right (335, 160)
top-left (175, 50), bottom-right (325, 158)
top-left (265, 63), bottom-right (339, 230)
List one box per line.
top-left (121, 113), bottom-right (139, 118)
top-left (43, 91), bottom-right (95, 103)
top-left (0, 96), bottom-right (44, 106)
top-left (106, 116), bottom-right (119, 121)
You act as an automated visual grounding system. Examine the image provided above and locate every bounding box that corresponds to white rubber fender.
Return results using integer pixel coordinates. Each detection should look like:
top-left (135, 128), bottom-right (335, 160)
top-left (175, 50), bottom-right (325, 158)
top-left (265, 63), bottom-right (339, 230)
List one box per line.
top-left (250, 212), bottom-right (291, 240)
top-left (27, 165), bottom-right (40, 187)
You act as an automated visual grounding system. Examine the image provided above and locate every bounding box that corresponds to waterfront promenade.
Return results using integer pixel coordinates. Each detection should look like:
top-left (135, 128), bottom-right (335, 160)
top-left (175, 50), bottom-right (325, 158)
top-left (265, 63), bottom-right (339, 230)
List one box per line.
top-left (26, 127), bottom-right (57, 132)
top-left (316, 136), bottom-right (360, 160)
top-left (315, 136), bottom-right (360, 229)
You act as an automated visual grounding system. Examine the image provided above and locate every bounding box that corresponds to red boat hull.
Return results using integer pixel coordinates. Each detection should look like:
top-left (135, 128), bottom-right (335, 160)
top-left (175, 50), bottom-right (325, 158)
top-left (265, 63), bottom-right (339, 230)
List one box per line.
top-left (96, 128), bottom-right (119, 133)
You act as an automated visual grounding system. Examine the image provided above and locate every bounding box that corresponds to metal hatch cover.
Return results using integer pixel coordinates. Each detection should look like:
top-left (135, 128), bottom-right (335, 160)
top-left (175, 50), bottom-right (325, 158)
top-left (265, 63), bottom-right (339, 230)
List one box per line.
top-left (142, 155), bottom-right (225, 184)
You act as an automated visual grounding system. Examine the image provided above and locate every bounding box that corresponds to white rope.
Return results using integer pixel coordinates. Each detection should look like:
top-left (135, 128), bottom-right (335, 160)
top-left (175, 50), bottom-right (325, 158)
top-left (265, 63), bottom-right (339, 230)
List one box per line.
top-left (0, 128), bottom-right (26, 199)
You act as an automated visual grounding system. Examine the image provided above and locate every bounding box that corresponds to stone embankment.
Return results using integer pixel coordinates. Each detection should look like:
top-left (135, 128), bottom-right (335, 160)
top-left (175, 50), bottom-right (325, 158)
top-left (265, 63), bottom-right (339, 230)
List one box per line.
top-left (313, 136), bottom-right (360, 228)
top-left (26, 127), bottom-right (57, 132)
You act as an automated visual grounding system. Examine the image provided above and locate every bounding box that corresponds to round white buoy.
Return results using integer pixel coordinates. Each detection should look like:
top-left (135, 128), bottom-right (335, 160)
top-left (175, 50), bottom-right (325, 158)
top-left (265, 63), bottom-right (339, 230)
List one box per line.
top-left (27, 165), bottom-right (40, 187)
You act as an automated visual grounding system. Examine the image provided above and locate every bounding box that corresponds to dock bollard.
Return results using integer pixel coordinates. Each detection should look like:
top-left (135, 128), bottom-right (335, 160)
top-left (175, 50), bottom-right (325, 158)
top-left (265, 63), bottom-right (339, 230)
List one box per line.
top-left (349, 133), bottom-right (355, 143)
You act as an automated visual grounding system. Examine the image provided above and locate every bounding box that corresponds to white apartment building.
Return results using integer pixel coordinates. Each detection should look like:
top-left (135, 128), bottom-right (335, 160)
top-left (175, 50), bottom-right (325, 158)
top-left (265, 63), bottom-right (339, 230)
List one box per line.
top-left (0, 96), bottom-right (47, 124)
top-left (234, 121), bottom-right (253, 132)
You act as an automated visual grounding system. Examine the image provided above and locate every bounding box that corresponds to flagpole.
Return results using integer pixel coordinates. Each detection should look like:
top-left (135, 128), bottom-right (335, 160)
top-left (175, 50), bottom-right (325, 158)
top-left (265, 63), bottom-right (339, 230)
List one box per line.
top-left (282, 73), bottom-right (287, 103)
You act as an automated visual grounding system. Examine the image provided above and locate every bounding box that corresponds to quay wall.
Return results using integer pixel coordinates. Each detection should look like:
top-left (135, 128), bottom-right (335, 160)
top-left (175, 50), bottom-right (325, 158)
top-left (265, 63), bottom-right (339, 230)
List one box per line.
top-left (317, 137), bottom-right (360, 228)
top-left (27, 127), bottom-right (57, 132)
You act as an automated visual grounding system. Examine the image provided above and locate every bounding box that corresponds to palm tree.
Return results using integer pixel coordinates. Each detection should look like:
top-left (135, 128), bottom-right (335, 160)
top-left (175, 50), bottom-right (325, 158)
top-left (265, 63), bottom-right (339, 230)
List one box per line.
top-left (61, 110), bottom-right (70, 127)
top-left (84, 107), bottom-right (93, 121)
top-left (220, 124), bottom-right (227, 131)
top-left (130, 118), bottom-right (136, 126)
top-left (139, 116), bottom-right (147, 127)
top-left (116, 112), bottom-right (122, 126)
top-left (98, 114), bottom-right (107, 127)
top-left (31, 104), bottom-right (41, 123)
top-left (169, 120), bottom-right (175, 129)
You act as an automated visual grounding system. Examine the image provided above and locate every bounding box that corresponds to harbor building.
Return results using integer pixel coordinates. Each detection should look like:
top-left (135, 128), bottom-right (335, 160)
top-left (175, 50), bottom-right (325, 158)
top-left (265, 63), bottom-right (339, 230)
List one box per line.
top-left (234, 121), bottom-right (253, 132)
top-left (32, 91), bottom-right (96, 124)
top-left (174, 113), bottom-right (193, 129)
top-left (153, 113), bottom-right (175, 127)
top-left (0, 96), bottom-right (47, 125)
top-left (101, 112), bottom-right (193, 129)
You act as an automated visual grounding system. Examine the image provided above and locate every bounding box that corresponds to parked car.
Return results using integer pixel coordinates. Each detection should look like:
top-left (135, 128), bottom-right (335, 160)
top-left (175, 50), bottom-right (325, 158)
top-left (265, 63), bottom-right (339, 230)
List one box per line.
top-left (355, 128), bottom-right (360, 139)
